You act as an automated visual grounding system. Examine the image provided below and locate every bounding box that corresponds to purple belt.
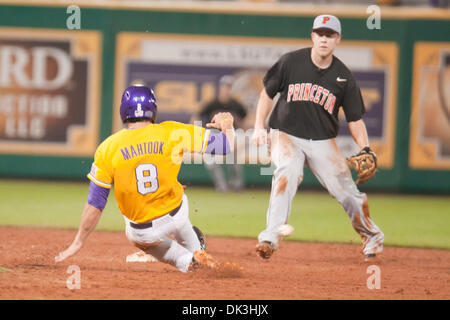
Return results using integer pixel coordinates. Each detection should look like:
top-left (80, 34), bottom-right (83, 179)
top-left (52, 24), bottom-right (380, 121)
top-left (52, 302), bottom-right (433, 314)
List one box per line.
top-left (129, 201), bottom-right (182, 229)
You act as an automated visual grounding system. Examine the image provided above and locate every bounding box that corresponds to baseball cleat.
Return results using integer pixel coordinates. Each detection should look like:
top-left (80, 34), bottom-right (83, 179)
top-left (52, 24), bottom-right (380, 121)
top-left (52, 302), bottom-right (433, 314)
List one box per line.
top-left (192, 225), bottom-right (207, 250)
top-left (363, 232), bottom-right (384, 258)
top-left (191, 250), bottom-right (218, 269)
top-left (126, 251), bottom-right (158, 263)
top-left (256, 241), bottom-right (275, 259)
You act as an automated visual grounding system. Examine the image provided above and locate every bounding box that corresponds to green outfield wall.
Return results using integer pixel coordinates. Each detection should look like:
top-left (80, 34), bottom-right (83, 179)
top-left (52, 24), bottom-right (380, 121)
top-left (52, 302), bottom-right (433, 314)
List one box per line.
top-left (0, 1), bottom-right (449, 194)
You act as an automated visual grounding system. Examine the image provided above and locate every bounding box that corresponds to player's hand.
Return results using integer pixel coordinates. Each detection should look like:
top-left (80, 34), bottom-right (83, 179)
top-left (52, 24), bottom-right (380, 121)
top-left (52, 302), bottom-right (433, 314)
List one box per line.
top-left (55, 242), bottom-right (82, 263)
top-left (251, 128), bottom-right (268, 146)
top-left (206, 112), bottom-right (234, 131)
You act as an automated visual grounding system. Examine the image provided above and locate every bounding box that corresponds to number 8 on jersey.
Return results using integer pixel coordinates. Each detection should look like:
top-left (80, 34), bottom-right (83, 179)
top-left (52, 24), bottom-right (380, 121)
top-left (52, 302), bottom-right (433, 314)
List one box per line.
top-left (135, 163), bottom-right (159, 195)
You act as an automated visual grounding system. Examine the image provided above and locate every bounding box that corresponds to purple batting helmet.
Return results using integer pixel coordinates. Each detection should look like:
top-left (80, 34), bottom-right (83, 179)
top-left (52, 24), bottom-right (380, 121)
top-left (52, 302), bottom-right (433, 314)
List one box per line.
top-left (120, 85), bottom-right (157, 123)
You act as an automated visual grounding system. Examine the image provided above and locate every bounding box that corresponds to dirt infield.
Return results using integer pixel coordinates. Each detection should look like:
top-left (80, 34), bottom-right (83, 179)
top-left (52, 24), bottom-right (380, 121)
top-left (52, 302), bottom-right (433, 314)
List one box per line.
top-left (0, 226), bottom-right (449, 300)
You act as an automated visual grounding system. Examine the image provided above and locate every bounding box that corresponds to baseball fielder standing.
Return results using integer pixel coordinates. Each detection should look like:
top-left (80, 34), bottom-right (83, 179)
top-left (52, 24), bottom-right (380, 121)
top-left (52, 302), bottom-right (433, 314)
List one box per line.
top-left (55, 85), bottom-right (235, 272)
top-left (251, 15), bottom-right (384, 261)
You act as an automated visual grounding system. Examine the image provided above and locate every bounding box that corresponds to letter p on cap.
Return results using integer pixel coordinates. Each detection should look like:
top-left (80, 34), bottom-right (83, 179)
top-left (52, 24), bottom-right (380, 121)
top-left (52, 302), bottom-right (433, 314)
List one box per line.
top-left (322, 16), bottom-right (330, 24)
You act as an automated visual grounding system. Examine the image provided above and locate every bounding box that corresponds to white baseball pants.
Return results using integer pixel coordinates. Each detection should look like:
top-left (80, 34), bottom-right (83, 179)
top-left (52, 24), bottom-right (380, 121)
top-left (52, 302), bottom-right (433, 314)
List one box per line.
top-left (123, 194), bottom-right (202, 272)
top-left (258, 129), bottom-right (384, 255)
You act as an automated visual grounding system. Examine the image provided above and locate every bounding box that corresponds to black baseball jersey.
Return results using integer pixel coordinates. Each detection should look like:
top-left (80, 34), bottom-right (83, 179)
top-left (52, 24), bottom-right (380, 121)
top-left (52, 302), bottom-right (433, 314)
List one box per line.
top-left (264, 47), bottom-right (365, 140)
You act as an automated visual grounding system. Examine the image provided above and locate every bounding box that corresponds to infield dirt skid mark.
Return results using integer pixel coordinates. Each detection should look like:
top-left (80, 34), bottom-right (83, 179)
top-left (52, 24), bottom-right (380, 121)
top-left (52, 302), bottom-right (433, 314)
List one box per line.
top-left (197, 261), bottom-right (245, 279)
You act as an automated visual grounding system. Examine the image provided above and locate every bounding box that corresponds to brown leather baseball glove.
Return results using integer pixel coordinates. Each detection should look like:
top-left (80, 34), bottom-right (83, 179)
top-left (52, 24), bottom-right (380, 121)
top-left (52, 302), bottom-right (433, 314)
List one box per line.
top-left (347, 147), bottom-right (378, 185)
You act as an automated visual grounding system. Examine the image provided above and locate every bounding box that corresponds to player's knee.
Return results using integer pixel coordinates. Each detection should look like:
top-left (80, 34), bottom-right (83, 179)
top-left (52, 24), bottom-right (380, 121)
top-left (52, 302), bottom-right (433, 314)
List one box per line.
top-left (274, 172), bottom-right (303, 195)
top-left (341, 197), bottom-right (360, 216)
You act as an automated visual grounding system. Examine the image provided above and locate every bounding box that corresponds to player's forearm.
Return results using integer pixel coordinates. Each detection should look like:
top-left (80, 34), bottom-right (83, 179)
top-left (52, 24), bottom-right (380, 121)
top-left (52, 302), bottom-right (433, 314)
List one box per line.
top-left (73, 203), bottom-right (102, 246)
top-left (348, 119), bottom-right (369, 149)
top-left (254, 89), bottom-right (273, 129)
top-left (55, 198), bottom-right (103, 262)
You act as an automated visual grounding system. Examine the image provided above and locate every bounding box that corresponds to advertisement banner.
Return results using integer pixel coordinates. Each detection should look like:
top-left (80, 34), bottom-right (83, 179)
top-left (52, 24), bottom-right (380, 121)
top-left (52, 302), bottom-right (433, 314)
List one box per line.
top-left (409, 42), bottom-right (450, 170)
top-left (0, 28), bottom-right (101, 156)
top-left (115, 33), bottom-right (397, 167)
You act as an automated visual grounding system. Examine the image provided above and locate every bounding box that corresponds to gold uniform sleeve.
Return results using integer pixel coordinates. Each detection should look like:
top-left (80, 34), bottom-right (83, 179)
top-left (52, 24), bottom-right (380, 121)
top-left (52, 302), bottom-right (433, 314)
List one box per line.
top-left (87, 142), bottom-right (114, 189)
top-left (166, 122), bottom-right (210, 154)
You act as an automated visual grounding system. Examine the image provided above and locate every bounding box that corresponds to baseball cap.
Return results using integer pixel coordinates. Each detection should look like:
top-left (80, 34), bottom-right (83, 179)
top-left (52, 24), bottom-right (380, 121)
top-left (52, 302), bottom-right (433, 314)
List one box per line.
top-left (312, 14), bottom-right (341, 35)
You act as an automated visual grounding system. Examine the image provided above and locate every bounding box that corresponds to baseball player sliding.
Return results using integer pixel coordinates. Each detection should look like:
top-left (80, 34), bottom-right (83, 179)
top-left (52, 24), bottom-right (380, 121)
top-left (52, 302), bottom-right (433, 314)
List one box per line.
top-left (55, 85), bottom-right (236, 272)
top-left (251, 15), bottom-right (384, 261)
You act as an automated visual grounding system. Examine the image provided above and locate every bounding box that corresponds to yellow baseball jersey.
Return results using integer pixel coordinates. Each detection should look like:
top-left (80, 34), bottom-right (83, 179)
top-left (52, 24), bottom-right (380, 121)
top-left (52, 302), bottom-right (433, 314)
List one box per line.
top-left (87, 121), bottom-right (211, 223)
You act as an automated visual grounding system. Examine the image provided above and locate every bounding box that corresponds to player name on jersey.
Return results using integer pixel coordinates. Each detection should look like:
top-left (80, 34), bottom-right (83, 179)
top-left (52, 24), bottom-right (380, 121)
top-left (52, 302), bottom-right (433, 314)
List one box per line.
top-left (286, 83), bottom-right (337, 114)
top-left (120, 140), bottom-right (164, 160)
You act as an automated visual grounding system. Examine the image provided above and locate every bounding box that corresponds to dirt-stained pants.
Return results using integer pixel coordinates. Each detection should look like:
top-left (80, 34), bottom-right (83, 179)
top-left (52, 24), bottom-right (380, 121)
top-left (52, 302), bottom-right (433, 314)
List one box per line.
top-left (124, 194), bottom-right (202, 272)
top-left (258, 130), bottom-right (384, 255)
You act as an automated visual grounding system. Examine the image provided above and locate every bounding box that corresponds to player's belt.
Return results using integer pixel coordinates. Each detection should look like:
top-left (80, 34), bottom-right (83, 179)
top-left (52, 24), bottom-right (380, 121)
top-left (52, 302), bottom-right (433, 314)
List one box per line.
top-left (129, 201), bottom-right (182, 229)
